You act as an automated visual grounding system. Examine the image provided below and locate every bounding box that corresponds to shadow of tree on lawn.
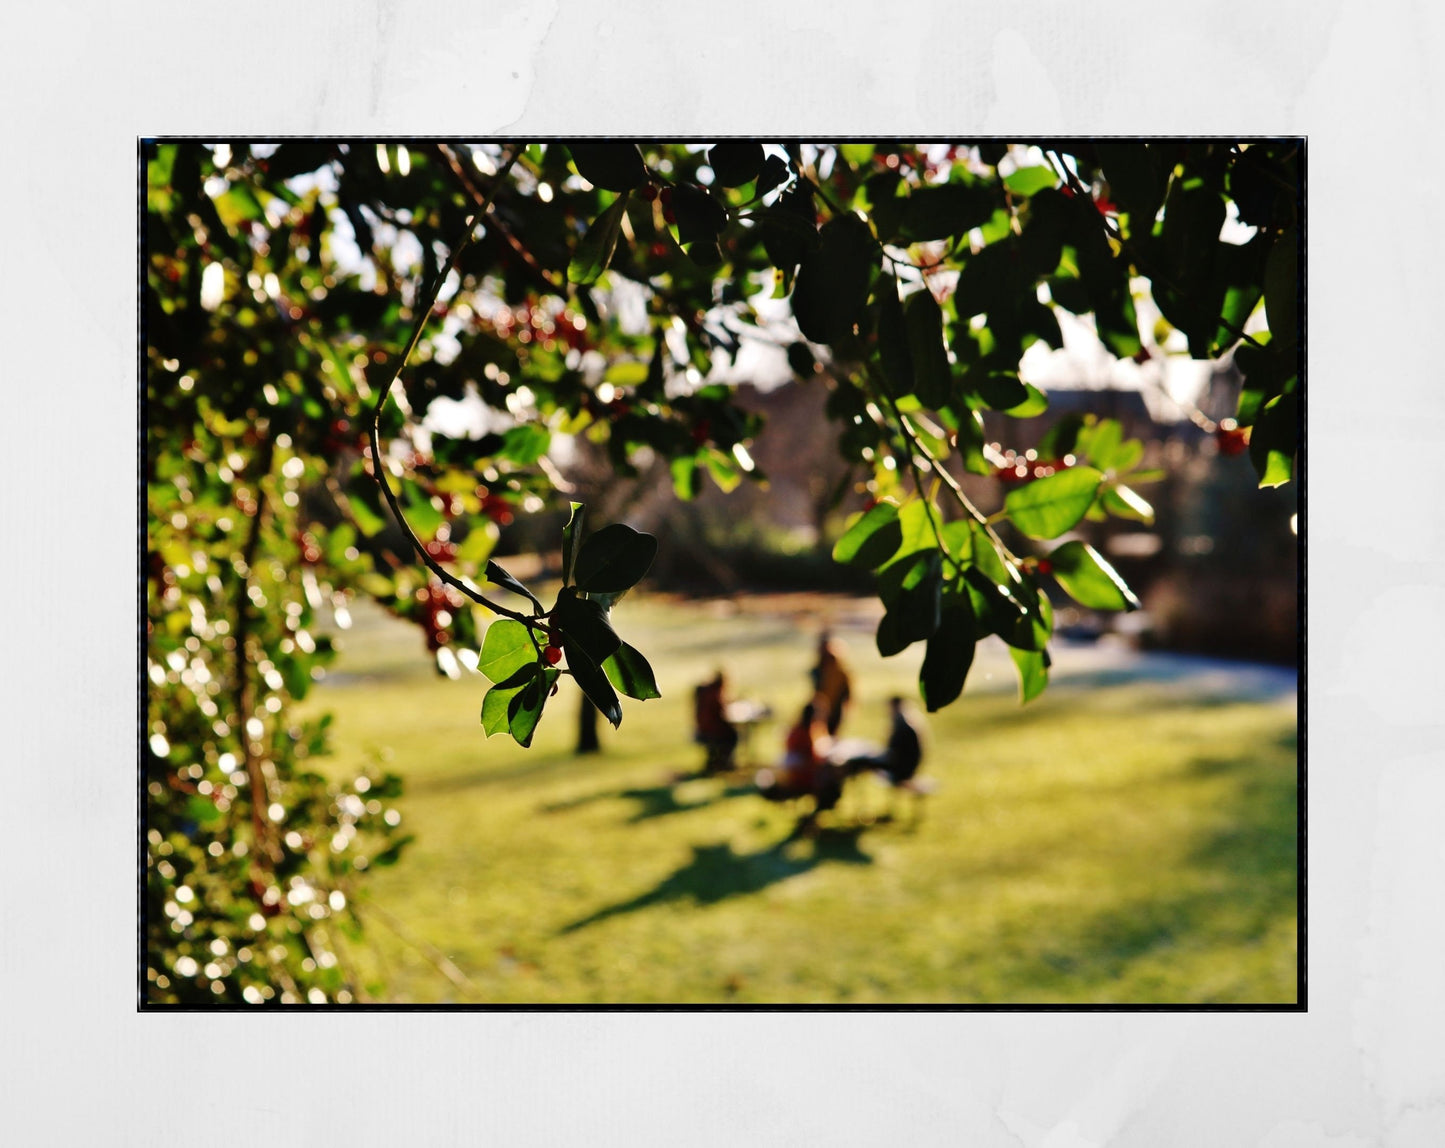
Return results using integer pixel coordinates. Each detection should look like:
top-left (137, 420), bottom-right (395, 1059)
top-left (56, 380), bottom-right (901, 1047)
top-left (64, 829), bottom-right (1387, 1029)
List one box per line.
top-left (560, 825), bottom-right (873, 934)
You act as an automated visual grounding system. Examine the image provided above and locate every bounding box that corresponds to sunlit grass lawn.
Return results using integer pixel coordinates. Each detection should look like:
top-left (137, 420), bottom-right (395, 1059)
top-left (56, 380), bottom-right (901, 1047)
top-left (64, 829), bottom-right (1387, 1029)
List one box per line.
top-left (302, 591), bottom-right (1298, 1005)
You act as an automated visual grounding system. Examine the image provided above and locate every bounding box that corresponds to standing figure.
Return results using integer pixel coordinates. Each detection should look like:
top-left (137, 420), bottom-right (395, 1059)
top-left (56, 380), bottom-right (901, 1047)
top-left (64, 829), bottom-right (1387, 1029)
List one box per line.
top-left (693, 671), bottom-right (739, 773)
top-left (810, 633), bottom-right (853, 738)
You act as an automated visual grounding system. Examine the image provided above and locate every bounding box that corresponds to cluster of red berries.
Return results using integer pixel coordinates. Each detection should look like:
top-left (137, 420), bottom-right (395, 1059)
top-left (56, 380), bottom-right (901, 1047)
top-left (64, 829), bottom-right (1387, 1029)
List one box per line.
top-left (423, 538), bottom-right (458, 563)
top-left (417, 581), bottom-right (462, 651)
top-left (476, 488), bottom-right (515, 526)
top-left (296, 531), bottom-right (323, 565)
top-left (994, 453), bottom-right (1074, 484)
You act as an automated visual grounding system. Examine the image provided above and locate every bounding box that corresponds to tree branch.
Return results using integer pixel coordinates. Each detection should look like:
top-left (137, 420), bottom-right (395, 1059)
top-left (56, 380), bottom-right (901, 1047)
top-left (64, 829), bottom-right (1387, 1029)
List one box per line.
top-left (365, 144), bottom-right (549, 631)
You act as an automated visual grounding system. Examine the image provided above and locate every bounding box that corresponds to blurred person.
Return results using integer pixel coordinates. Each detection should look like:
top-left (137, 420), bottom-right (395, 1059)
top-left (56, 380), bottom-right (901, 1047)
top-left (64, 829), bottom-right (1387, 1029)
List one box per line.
top-left (693, 670), bottom-right (739, 773)
top-left (809, 633), bottom-right (853, 737)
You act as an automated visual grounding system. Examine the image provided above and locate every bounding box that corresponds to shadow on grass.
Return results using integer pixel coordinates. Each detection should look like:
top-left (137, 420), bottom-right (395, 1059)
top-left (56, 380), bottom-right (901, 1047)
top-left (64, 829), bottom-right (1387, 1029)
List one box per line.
top-left (560, 825), bottom-right (873, 934)
top-left (540, 775), bottom-right (758, 823)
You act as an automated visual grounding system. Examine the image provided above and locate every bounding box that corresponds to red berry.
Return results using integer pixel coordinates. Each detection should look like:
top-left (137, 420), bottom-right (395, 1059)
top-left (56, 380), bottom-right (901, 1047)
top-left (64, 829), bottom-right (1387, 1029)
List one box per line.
top-left (640, 184), bottom-right (659, 202)
top-left (1216, 426), bottom-right (1249, 456)
top-left (1036, 559), bottom-right (1053, 576)
top-left (659, 187), bottom-right (673, 206)
top-left (543, 645), bottom-right (562, 666)
top-left (663, 208), bottom-right (677, 225)
top-left (650, 241), bottom-right (669, 258)
top-left (691, 418), bottom-right (711, 445)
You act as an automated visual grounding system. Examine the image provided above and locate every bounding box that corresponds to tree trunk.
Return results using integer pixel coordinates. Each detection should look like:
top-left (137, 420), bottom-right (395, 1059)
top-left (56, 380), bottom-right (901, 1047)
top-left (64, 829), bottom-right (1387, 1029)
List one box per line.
top-left (576, 694), bottom-right (601, 755)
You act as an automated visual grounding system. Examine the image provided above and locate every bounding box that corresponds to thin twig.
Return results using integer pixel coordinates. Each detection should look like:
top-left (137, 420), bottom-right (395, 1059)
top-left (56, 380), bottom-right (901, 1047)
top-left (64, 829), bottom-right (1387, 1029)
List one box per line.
top-left (365, 144), bottom-right (548, 631)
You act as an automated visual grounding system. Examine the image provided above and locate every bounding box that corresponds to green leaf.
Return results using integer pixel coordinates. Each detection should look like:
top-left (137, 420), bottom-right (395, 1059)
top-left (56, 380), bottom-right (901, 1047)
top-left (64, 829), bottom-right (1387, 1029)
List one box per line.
top-left (567, 143), bottom-right (649, 192)
top-left (792, 213), bottom-right (879, 344)
top-left (563, 635), bottom-right (623, 728)
top-left (970, 370), bottom-right (1028, 411)
top-left (903, 290), bottom-right (951, 408)
top-left (875, 276), bottom-right (913, 398)
top-left (1249, 391), bottom-right (1298, 488)
top-left (1004, 383), bottom-right (1050, 418)
top-left (1264, 226), bottom-right (1299, 349)
top-left (602, 641), bottom-right (661, 701)
top-left (1094, 143), bottom-right (1167, 228)
top-left (477, 619), bottom-right (536, 683)
top-left (402, 479), bottom-right (446, 542)
top-left (1009, 647), bottom-right (1049, 704)
top-left (876, 550), bottom-right (943, 649)
top-left (561, 502), bottom-right (585, 588)
top-left (672, 183), bottom-right (729, 247)
top-left (573, 523), bottom-right (658, 594)
top-left (505, 666), bottom-right (557, 748)
top-left (833, 501), bottom-right (903, 569)
top-left (670, 454), bottom-right (702, 501)
top-left (484, 560), bottom-right (545, 612)
top-left (1049, 540), bottom-right (1141, 611)
top-left (707, 142), bottom-right (765, 187)
top-left (1038, 413), bottom-right (1086, 459)
top-left (898, 184), bottom-right (996, 242)
top-left (1099, 483), bottom-right (1154, 523)
top-left (1081, 419), bottom-right (1123, 470)
top-left (1004, 166), bottom-right (1059, 197)
top-left (500, 423), bottom-right (551, 466)
top-left (554, 587), bottom-right (622, 664)
top-left (568, 193), bottom-right (630, 285)
top-left (481, 662), bottom-right (540, 735)
top-left (919, 602), bottom-right (976, 711)
top-left (1004, 467), bottom-right (1104, 539)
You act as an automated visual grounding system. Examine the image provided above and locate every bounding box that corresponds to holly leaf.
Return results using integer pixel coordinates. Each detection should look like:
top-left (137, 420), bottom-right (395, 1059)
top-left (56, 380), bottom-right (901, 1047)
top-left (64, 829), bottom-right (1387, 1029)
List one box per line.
top-left (572, 523), bottom-right (658, 594)
top-left (567, 143), bottom-right (649, 192)
top-left (1009, 647), bottom-right (1050, 704)
top-left (1100, 483), bottom-right (1154, 524)
top-left (602, 642), bottom-right (661, 701)
top-left (1049, 540), bottom-right (1141, 611)
top-left (484, 560), bottom-right (545, 613)
top-left (919, 601), bottom-right (976, 711)
top-left (792, 213), bottom-right (879, 344)
top-left (561, 502), bottom-right (585, 588)
top-left (708, 142), bottom-right (766, 187)
top-left (568, 193), bottom-right (630, 285)
top-left (1004, 467), bottom-right (1105, 539)
top-left (875, 276), bottom-right (913, 398)
top-left (562, 635), bottom-right (622, 728)
top-left (903, 289), bottom-right (951, 409)
top-left (833, 501), bottom-right (903, 569)
top-left (477, 619), bottom-right (536, 684)
top-left (553, 587), bottom-right (622, 665)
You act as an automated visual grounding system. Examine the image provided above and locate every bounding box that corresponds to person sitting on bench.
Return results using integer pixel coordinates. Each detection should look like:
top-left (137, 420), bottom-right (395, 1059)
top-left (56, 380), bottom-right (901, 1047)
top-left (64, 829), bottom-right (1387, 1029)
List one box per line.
top-left (693, 671), bottom-right (739, 773)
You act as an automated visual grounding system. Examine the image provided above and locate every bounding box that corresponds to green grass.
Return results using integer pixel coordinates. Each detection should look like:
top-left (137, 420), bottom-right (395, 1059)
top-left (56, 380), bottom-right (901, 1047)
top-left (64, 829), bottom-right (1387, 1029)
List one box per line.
top-left (301, 593), bottom-right (1298, 1005)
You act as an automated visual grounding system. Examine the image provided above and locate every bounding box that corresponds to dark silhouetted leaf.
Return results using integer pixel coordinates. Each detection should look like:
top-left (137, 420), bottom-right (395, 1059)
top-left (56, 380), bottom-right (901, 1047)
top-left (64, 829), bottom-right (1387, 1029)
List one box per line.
top-left (561, 502), bottom-right (585, 587)
top-left (903, 289), bottom-right (951, 408)
top-left (568, 194), bottom-right (630, 285)
top-left (920, 601), bottom-right (976, 711)
top-left (567, 143), bottom-right (649, 192)
top-left (554, 587), bottom-right (622, 665)
top-left (573, 523), bottom-right (658, 594)
top-left (708, 142), bottom-right (766, 187)
top-left (792, 214), bottom-right (879, 344)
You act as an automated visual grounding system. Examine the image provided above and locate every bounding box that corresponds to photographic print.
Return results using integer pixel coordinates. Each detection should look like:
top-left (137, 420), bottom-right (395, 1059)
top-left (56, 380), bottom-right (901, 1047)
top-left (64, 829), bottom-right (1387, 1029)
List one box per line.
top-left (142, 140), bottom-right (1300, 1007)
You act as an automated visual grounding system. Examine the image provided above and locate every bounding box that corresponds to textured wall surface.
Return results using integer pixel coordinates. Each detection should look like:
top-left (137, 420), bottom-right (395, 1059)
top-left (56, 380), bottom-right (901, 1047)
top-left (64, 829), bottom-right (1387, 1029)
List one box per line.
top-left (12, 1), bottom-right (1443, 1142)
